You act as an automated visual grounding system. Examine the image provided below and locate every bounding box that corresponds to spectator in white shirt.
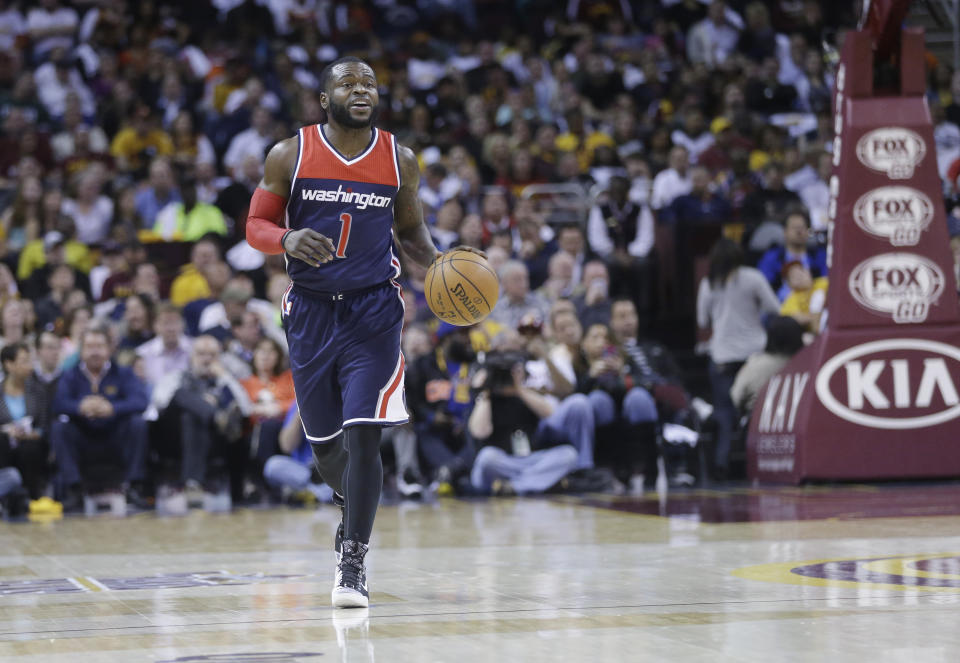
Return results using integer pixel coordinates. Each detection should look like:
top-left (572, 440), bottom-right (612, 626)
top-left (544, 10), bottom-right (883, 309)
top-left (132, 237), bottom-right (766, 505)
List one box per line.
top-left (223, 106), bottom-right (274, 177)
top-left (490, 261), bottom-right (551, 330)
top-left (933, 101), bottom-right (960, 181)
top-left (588, 175), bottom-right (656, 308)
top-left (26, 0), bottom-right (77, 60)
top-left (419, 162), bottom-right (461, 214)
top-left (0, 3), bottom-right (26, 53)
top-left (798, 151), bottom-right (832, 231)
top-left (50, 97), bottom-right (109, 162)
top-left (61, 166), bottom-right (114, 245)
top-left (430, 199), bottom-right (464, 252)
top-left (686, 1), bottom-right (740, 69)
top-left (33, 51), bottom-right (95, 119)
top-left (670, 108), bottom-right (715, 165)
top-left (651, 145), bottom-right (693, 211)
top-left (137, 304), bottom-right (193, 390)
top-left (222, 77), bottom-right (282, 116)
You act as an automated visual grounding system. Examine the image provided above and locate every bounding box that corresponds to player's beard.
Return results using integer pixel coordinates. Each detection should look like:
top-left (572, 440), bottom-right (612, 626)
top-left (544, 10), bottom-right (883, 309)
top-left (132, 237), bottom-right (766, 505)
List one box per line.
top-left (329, 99), bottom-right (380, 129)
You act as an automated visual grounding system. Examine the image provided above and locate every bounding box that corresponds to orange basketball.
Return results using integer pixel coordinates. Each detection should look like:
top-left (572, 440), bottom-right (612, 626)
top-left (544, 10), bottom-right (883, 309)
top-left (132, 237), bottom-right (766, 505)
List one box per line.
top-left (425, 250), bottom-right (499, 326)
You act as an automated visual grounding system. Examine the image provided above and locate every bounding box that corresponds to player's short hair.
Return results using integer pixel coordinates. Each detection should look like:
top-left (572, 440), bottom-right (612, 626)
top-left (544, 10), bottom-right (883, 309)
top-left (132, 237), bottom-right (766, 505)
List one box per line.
top-left (320, 56), bottom-right (371, 94)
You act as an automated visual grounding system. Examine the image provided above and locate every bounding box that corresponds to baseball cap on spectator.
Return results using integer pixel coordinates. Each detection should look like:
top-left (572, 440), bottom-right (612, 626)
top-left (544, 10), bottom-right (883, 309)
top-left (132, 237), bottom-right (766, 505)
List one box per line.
top-left (710, 117), bottom-right (732, 134)
top-left (43, 231), bottom-right (66, 252)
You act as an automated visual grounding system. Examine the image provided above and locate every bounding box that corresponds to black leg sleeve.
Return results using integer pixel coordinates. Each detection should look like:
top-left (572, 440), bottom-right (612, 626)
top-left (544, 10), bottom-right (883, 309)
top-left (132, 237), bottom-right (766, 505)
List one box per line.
top-left (341, 425), bottom-right (383, 544)
top-left (310, 434), bottom-right (348, 495)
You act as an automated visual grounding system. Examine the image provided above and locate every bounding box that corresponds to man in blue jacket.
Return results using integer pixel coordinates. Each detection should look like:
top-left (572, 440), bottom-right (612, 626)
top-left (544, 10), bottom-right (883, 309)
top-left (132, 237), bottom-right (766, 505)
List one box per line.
top-left (52, 326), bottom-right (150, 511)
top-left (757, 209), bottom-right (828, 300)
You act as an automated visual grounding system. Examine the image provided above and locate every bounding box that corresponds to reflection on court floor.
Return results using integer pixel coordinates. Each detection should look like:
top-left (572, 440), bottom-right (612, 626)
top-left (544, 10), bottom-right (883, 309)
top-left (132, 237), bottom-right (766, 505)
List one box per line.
top-left (3, 483), bottom-right (960, 662)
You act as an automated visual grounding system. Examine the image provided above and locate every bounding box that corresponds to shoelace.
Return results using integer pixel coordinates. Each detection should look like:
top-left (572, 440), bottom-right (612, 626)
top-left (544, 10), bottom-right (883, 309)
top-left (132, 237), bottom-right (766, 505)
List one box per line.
top-left (339, 554), bottom-right (365, 590)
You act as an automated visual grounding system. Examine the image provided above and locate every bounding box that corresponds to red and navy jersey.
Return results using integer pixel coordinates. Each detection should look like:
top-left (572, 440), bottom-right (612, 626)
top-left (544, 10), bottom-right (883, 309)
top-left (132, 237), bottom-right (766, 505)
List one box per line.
top-left (284, 124), bottom-right (401, 292)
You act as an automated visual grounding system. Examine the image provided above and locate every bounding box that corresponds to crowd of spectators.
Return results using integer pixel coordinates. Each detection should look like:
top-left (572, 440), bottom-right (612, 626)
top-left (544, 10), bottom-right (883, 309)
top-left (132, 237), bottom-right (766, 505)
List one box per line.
top-left (3, 0), bottom-right (960, 513)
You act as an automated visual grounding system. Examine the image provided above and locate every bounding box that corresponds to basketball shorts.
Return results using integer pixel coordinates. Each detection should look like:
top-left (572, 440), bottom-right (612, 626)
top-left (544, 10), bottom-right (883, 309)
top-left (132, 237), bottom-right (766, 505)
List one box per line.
top-left (282, 279), bottom-right (408, 443)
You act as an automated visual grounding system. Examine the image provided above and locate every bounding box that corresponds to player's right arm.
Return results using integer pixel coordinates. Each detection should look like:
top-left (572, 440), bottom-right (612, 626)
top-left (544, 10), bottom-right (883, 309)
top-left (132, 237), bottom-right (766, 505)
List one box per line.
top-left (246, 137), bottom-right (335, 267)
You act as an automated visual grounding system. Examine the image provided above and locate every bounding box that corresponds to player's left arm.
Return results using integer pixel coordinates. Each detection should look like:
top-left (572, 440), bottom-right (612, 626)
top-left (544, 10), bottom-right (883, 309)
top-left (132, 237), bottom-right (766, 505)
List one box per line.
top-left (394, 145), bottom-right (485, 268)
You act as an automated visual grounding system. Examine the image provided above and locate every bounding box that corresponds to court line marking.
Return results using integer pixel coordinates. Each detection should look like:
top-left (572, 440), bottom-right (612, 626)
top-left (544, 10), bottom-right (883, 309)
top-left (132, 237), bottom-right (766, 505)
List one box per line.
top-left (4, 593), bottom-right (958, 638)
top-left (733, 552), bottom-right (960, 592)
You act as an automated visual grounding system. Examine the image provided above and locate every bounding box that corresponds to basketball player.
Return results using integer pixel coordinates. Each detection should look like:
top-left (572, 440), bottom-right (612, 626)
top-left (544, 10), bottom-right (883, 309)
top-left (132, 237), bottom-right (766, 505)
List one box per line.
top-left (245, 57), bottom-right (481, 608)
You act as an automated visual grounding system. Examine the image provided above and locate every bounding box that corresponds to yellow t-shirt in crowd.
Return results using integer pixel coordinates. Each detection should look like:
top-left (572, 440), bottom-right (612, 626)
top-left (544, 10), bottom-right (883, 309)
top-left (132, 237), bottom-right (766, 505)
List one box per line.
top-left (781, 277), bottom-right (829, 316)
top-left (110, 128), bottom-right (174, 170)
top-left (17, 240), bottom-right (93, 281)
top-left (169, 265), bottom-right (211, 307)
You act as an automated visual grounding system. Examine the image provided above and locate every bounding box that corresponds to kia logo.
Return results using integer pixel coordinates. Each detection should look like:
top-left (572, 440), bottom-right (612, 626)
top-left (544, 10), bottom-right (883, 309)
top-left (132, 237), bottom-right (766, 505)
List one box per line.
top-left (852, 186), bottom-right (934, 246)
top-left (856, 127), bottom-right (927, 179)
top-left (848, 253), bottom-right (945, 323)
top-left (815, 339), bottom-right (960, 428)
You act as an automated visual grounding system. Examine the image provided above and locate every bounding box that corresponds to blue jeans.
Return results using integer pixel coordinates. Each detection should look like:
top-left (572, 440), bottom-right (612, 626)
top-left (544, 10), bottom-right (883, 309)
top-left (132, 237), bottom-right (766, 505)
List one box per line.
top-left (588, 388), bottom-right (658, 427)
top-left (0, 467), bottom-right (22, 498)
top-left (538, 393), bottom-right (595, 470)
top-left (263, 455), bottom-right (333, 502)
top-left (709, 360), bottom-right (744, 472)
top-left (470, 445), bottom-right (578, 494)
top-left (416, 424), bottom-right (474, 479)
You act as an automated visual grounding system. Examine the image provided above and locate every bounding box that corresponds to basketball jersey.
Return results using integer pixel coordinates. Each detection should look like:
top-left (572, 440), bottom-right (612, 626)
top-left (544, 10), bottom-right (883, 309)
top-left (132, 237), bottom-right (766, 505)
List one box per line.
top-left (284, 124), bottom-right (401, 292)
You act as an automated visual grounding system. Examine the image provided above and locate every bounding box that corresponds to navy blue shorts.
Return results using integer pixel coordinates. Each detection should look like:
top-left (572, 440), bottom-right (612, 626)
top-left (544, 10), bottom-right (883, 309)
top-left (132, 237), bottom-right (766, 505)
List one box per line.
top-left (282, 280), bottom-right (408, 442)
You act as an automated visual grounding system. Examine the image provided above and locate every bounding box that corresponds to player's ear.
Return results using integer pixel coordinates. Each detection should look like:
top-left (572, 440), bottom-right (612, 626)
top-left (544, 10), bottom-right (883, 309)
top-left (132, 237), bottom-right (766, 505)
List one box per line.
top-left (319, 92), bottom-right (328, 110)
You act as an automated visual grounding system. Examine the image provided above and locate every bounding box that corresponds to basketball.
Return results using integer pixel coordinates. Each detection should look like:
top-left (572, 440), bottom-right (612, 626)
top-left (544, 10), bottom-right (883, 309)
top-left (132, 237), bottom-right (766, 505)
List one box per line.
top-left (425, 250), bottom-right (499, 326)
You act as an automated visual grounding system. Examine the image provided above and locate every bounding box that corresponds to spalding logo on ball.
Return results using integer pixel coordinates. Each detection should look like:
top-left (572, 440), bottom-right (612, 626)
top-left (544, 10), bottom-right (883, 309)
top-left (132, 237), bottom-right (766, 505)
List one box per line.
top-left (425, 250), bottom-right (499, 326)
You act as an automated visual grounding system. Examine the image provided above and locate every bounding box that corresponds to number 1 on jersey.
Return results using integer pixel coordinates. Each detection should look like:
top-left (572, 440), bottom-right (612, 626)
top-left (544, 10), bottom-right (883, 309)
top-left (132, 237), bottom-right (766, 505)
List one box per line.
top-left (336, 212), bottom-right (352, 258)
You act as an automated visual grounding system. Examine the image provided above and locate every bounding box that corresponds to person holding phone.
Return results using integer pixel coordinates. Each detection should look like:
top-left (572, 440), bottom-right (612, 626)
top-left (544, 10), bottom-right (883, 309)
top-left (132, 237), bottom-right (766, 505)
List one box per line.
top-left (573, 323), bottom-right (658, 493)
top-left (0, 342), bottom-right (51, 500)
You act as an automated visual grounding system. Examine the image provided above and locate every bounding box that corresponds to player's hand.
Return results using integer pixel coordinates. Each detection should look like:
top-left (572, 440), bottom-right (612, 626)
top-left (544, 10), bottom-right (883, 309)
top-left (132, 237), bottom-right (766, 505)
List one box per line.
top-left (449, 245), bottom-right (487, 260)
top-left (282, 229), bottom-right (336, 267)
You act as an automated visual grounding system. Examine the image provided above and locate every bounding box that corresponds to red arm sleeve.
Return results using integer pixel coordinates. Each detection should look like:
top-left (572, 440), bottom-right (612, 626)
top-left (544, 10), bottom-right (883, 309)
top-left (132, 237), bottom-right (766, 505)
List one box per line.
top-left (246, 188), bottom-right (290, 255)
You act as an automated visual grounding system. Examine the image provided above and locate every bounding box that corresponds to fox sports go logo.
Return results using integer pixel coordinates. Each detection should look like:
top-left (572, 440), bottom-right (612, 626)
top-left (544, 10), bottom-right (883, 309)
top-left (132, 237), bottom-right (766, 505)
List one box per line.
top-left (856, 127), bottom-right (926, 179)
top-left (852, 186), bottom-right (934, 246)
top-left (849, 253), bottom-right (945, 323)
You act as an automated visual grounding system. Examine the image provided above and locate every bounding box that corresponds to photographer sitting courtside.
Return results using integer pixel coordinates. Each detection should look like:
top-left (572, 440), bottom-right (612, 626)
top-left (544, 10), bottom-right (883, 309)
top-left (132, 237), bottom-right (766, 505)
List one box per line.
top-left (467, 329), bottom-right (593, 495)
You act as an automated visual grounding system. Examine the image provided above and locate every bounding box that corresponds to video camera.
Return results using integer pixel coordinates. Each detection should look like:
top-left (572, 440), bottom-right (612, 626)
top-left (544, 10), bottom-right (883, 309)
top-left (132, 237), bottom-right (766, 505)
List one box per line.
top-left (481, 350), bottom-right (528, 393)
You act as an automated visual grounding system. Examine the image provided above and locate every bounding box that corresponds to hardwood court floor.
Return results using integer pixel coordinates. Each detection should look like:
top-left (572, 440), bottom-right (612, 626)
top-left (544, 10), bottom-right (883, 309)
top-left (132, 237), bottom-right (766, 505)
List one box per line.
top-left (3, 483), bottom-right (960, 662)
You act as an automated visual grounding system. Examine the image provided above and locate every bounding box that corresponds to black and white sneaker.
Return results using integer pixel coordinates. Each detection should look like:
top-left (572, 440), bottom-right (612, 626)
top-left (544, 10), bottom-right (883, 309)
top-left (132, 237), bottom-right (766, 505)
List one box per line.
top-left (396, 469), bottom-right (424, 500)
top-left (332, 539), bottom-right (369, 608)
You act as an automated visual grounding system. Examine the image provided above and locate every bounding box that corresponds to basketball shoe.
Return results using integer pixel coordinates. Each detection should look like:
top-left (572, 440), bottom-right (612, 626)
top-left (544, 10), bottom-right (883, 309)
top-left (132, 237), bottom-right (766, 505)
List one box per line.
top-left (332, 539), bottom-right (369, 608)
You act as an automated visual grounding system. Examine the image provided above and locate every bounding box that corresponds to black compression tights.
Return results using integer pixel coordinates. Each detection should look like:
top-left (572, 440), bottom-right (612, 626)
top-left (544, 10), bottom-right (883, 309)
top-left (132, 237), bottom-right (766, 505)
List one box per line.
top-left (341, 425), bottom-right (383, 544)
top-left (310, 437), bottom-right (347, 496)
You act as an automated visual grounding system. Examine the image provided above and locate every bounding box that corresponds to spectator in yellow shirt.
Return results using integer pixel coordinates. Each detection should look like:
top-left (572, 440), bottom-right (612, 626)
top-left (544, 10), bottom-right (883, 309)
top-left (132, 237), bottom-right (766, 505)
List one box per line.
top-left (780, 261), bottom-right (828, 333)
top-left (109, 103), bottom-right (174, 175)
top-left (18, 218), bottom-right (93, 281)
top-left (169, 236), bottom-right (220, 307)
top-left (554, 107), bottom-right (615, 171)
top-left (154, 176), bottom-right (228, 242)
